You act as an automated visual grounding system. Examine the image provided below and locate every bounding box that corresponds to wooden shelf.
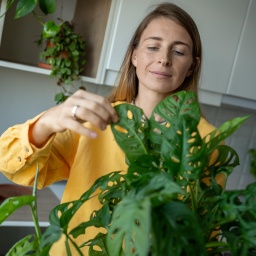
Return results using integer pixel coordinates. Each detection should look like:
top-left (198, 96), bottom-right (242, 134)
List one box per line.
top-left (0, 60), bottom-right (51, 75)
top-left (0, 0), bottom-right (112, 80)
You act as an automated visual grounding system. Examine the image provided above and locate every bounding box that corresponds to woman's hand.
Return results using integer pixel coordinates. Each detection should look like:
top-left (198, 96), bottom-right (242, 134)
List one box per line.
top-left (29, 90), bottom-right (119, 147)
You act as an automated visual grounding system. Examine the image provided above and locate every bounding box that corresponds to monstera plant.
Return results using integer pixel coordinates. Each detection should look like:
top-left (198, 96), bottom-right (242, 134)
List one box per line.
top-left (0, 91), bottom-right (256, 256)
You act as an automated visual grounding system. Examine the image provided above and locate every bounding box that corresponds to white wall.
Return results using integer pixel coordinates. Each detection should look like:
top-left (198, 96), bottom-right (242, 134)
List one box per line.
top-left (0, 67), bottom-right (57, 133)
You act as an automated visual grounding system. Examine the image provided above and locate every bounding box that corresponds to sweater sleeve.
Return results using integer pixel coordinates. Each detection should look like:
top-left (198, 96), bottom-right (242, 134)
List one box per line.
top-left (0, 114), bottom-right (80, 189)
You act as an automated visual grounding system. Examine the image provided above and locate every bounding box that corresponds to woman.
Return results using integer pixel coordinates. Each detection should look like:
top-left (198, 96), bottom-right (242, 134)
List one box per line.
top-left (0, 2), bottom-right (221, 255)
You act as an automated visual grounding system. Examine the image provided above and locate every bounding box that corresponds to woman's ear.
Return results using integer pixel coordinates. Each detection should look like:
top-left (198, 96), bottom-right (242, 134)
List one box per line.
top-left (131, 50), bottom-right (137, 67)
top-left (186, 57), bottom-right (200, 77)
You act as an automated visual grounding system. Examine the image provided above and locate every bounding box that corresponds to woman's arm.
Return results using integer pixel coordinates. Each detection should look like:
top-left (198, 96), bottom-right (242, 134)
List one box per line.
top-left (28, 89), bottom-right (119, 147)
top-left (0, 89), bottom-right (119, 188)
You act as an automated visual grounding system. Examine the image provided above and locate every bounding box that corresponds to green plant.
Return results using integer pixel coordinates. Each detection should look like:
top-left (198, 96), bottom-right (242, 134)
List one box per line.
top-left (2, 0), bottom-right (86, 104)
top-left (0, 91), bottom-right (255, 256)
top-left (38, 20), bottom-right (86, 104)
top-left (249, 149), bottom-right (256, 179)
top-left (3, 0), bottom-right (57, 18)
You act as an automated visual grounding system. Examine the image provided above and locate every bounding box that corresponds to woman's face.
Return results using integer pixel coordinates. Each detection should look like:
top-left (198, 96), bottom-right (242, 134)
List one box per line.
top-left (132, 17), bottom-right (197, 96)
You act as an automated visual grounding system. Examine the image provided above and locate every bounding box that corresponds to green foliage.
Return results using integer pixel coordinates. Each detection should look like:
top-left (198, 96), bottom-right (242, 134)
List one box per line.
top-left (0, 91), bottom-right (255, 255)
top-left (249, 149), bottom-right (256, 179)
top-left (6, 234), bottom-right (39, 256)
top-left (2, 0), bottom-right (56, 19)
top-left (2, 1), bottom-right (86, 104)
top-left (39, 0), bottom-right (56, 15)
top-left (39, 20), bottom-right (86, 103)
top-left (54, 91), bottom-right (69, 104)
top-left (0, 164), bottom-right (42, 255)
top-left (15, 0), bottom-right (38, 18)
top-left (0, 195), bottom-right (35, 223)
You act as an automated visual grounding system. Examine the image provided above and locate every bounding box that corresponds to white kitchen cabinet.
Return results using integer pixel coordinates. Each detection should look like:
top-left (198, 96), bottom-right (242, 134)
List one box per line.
top-left (226, 0), bottom-right (256, 101)
top-left (103, 0), bottom-right (252, 106)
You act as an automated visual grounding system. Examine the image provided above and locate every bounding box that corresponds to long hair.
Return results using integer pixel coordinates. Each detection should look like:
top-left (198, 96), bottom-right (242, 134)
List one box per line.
top-left (108, 2), bottom-right (202, 103)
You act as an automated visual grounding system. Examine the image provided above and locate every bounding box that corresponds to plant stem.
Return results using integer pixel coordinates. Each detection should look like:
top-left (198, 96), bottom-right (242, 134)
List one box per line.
top-left (205, 241), bottom-right (230, 252)
top-left (188, 177), bottom-right (201, 212)
top-left (30, 200), bottom-right (41, 239)
top-left (66, 235), bottom-right (84, 256)
top-left (31, 163), bottom-right (42, 241)
top-left (32, 11), bottom-right (44, 26)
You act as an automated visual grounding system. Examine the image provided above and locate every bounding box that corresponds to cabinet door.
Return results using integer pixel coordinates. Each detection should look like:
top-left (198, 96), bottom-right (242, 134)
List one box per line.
top-left (103, 0), bottom-right (151, 85)
top-left (184, 0), bottom-right (249, 95)
top-left (0, 0), bottom-right (7, 46)
top-left (104, 0), bottom-right (248, 96)
top-left (226, 0), bottom-right (256, 101)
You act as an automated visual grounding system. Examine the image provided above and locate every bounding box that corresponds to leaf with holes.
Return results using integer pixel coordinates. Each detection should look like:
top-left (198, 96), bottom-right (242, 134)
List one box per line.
top-left (150, 92), bottom-right (205, 183)
top-left (111, 104), bottom-right (150, 165)
top-left (0, 195), bottom-right (35, 224)
top-left (6, 234), bottom-right (39, 256)
top-left (106, 195), bottom-right (151, 256)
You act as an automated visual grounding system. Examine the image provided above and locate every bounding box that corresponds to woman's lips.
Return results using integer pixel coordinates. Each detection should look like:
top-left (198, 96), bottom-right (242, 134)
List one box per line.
top-left (150, 71), bottom-right (172, 78)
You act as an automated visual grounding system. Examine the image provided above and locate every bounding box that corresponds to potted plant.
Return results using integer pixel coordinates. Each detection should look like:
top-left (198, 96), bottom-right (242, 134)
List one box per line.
top-left (2, 0), bottom-right (87, 104)
top-left (0, 91), bottom-right (255, 256)
top-left (37, 20), bottom-right (86, 104)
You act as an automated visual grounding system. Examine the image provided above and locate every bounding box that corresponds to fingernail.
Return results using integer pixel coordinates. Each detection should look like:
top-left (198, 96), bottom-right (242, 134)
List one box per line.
top-left (113, 115), bottom-right (119, 123)
top-left (101, 123), bottom-right (106, 130)
top-left (90, 132), bottom-right (97, 138)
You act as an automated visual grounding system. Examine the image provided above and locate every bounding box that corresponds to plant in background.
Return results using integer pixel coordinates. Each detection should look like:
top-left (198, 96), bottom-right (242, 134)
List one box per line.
top-left (249, 149), bottom-right (256, 179)
top-left (37, 20), bottom-right (86, 104)
top-left (0, 91), bottom-right (255, 256)
top-left (36, 18), bottom-right (87, 104)
top-left (3, 0), bottom-right (57, 19)
top-left (2, 0), bottom-right (86, 104)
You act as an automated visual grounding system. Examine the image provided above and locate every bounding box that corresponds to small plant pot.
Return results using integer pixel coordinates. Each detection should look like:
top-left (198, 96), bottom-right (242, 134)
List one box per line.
top-left (38, 62), bottom-right (52, 69)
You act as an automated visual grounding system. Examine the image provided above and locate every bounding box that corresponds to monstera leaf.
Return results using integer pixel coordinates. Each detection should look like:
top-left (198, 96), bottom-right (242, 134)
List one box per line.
top-left (111, 104), bottom-right (149, 164)
top-left (1, 91), bottom-right (254, 256)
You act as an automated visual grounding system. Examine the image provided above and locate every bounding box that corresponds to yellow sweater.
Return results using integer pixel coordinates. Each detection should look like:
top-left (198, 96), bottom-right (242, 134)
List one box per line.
top-left (0, 102), bottom-right (218, 255)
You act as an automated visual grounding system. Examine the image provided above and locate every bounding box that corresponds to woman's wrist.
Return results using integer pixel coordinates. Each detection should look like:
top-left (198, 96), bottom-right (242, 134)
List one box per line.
top-left (28, 115), bottom-right (55, 148)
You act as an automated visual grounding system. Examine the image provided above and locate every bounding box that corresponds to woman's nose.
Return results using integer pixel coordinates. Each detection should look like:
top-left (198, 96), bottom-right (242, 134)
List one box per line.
top-left (158, 51), bottom-right (172, 66)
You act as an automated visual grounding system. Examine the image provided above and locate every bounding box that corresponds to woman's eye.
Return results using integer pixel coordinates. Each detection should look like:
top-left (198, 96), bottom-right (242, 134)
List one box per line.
top-left (147, 46), bottom-right (159, 51)
top-left (173, 50), bottom-right (184, 56)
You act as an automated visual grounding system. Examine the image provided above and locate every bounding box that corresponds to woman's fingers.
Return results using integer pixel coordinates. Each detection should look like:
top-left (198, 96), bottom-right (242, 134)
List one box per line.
top-left (66, 90), bottom-right (119, 130)
top-left (44, 89), bottom-right (119, 138)
top-left (63, 116), bottom-right (99, 138)
top-left (29, 89), bottom-right (118, 146)
top-left (79, 90), bottom-right (118, 123)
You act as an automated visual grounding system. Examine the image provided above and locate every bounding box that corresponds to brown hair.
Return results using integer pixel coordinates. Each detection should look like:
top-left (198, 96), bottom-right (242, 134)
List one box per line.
top-left (108, 2), bottom-right (202, 103)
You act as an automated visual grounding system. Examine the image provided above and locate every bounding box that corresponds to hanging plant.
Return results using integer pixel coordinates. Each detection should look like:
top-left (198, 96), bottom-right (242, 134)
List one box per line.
top-left (38, 20), bottom-right (86, 104)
